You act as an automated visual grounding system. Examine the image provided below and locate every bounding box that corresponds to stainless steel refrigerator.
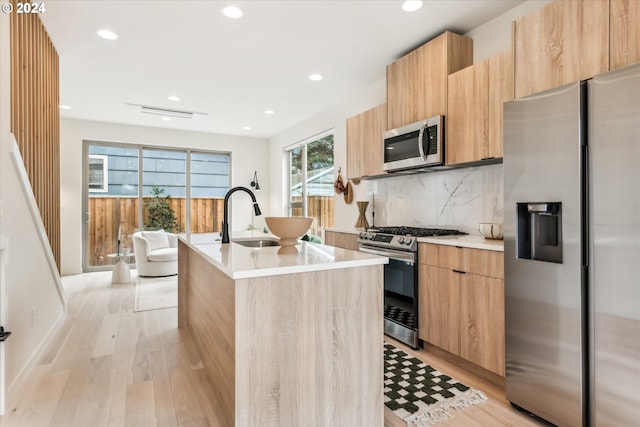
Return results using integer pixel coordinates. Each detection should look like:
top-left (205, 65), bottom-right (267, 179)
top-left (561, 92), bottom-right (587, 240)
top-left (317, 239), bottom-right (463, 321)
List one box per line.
top-left (503, 63), bottom-right (640, 427)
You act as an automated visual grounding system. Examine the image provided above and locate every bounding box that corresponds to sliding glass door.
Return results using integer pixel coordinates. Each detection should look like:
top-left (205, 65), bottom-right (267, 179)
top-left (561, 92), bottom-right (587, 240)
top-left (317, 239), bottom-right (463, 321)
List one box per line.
top-left (84, 144), bottom-right (139, 269)
top-left (141, 148), bottom-right (186, 233)
top-left (82, 142), bottom-right (229, 272)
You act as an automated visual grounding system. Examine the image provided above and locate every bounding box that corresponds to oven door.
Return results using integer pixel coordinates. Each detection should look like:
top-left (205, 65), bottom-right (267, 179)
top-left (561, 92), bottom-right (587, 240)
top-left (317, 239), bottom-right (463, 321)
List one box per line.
top-left (359, 245), bottom-right (419, 348)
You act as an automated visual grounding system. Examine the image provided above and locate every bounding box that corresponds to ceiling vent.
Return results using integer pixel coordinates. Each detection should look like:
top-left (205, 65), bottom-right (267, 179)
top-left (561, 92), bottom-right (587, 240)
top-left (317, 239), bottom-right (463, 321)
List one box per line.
top-left (125, 103), bottom-right (207, 119)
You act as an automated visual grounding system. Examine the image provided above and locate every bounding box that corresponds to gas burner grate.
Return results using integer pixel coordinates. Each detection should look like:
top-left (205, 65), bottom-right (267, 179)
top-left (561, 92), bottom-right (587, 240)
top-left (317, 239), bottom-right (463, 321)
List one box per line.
top-left (366, 226), bottom-right (467, 237)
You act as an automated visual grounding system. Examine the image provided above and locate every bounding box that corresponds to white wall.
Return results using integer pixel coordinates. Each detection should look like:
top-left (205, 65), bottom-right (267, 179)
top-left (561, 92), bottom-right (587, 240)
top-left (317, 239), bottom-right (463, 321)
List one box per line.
top-left (60, 118), bottom-right (269, 275)
top-left (268, 0), bottom-right (551, 232)
top-left (2, 137), bottom-right (66, 398)
top-left (268, 78), bottom-right (386, 226)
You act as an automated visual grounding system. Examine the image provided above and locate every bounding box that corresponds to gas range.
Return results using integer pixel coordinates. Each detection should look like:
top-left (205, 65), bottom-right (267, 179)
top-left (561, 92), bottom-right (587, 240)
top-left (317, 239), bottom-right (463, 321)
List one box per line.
top-left (359, 226), bottom-right (467, 349)
top-left (357, 226), bottom-right (467, 252)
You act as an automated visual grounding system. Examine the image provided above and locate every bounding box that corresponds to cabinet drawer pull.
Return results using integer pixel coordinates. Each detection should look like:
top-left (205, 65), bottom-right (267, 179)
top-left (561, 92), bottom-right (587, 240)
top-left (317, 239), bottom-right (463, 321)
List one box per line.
top-left (453, 269), bottom-right (466, 274)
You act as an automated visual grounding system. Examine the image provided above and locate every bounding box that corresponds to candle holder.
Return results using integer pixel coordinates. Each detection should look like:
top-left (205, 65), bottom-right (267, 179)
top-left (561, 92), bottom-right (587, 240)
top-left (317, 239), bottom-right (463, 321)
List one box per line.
top-left (355, 201), bottom-right (369, 228)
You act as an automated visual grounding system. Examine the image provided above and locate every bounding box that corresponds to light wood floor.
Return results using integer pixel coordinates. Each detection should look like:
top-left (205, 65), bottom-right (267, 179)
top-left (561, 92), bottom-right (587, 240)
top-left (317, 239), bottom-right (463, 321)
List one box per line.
top-left (0, 271), bottom-right (546, 427)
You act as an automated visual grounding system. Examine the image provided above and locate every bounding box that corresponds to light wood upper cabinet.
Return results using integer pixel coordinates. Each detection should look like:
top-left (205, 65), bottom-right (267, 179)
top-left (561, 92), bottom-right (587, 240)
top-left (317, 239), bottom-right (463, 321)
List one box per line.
top-left (488, 50), bottom-right (514, 159)
top-left (387, 31), bottom-right (472, 130)
top-left (446, 50), bottom-right (513, 165)
top-left (346, 103), bottom-right (387, 179)
top-left (324, 231), bottom-right (359, 251)
top-left (418, 242), bottom-right (505, 376)
top-left (514, 0), bottom-right (609, 99)
top-left (386, 52), bottom-right (414, 131)
top-left (610, 0), bottom-right (640, 70)
top-left (446, 60), bottom-right (489, 165)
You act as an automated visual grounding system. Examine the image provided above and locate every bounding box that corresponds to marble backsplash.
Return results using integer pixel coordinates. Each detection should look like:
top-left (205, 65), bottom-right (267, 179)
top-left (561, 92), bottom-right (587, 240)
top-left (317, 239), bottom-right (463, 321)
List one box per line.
top-left (351, 164), bottom-right (503, 234)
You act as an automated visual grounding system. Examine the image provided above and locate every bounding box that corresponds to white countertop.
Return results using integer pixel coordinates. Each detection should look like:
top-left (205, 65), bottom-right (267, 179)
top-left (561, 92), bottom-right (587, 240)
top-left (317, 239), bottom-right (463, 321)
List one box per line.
top-left (323, 227), bottom-right (363, 235)
top-left (179, 232), bottom-right (388, 279)
top-left (324, 227), bottom-right (504, 251)
top-left (417, 234), bottom-right (504, 251)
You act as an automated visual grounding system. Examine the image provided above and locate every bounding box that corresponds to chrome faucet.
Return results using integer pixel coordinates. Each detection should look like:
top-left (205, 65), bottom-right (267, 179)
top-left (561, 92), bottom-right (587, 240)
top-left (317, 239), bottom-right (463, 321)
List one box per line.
top-left (221, 186), bottom-right (262, 243)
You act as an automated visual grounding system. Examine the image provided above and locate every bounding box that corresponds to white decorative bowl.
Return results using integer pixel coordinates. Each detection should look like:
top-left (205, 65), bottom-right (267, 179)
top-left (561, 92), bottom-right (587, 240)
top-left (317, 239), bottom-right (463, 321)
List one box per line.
top-left (477, 223), bottom-right (503, 240)
top-left (265, 217), bottom-right (313, 248)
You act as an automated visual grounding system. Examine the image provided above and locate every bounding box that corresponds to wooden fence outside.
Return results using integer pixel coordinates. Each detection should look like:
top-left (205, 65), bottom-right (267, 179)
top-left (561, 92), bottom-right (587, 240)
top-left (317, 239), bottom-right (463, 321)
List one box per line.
top-left (88, 195), bottom-right (334, 266)
top-left (87, 197), bottom-right (224, 266)
top-left (290, 196), bottom-right (334, 237)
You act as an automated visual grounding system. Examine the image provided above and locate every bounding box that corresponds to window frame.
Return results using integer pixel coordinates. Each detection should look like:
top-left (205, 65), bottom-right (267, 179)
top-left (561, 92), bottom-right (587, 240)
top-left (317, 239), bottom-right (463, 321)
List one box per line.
top-left (88, 154), bottom-right (109, 193)
top-left (284, 129), bottom-right (334, 233)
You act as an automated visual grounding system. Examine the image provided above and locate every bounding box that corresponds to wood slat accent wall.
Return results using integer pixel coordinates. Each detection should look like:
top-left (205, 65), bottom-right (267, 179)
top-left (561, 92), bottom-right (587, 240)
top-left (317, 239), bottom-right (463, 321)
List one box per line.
top-left (10, 6), bottom-right (61, 270)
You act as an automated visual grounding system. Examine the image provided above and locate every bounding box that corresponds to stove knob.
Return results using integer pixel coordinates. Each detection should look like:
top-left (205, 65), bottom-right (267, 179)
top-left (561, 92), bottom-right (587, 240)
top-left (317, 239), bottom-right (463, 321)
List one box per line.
top-left (404, 237), bottom-right (413, 245)
top-left (398, 236), bottom-right (405, 244)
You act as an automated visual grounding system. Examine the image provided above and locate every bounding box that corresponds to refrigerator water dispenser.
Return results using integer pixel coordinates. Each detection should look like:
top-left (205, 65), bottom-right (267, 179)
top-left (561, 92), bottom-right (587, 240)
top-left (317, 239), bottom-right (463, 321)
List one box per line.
top-left (516, 202), bottom-right (563, 263)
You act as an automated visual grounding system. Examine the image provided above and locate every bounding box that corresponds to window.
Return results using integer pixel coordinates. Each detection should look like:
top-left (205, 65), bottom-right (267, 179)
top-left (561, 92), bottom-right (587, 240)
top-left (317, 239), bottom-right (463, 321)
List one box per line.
top-left (88, 154), bottom-right (108, 192)
top-left (286, 131), bottom-right (335, 237)
top-left (84, 142), bottom-right (230, 271)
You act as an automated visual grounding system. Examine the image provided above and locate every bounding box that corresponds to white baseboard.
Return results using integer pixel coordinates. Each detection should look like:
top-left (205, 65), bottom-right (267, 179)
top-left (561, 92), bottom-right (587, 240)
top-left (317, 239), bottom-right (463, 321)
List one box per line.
top-left (5, 311), bottom-right (66, 410)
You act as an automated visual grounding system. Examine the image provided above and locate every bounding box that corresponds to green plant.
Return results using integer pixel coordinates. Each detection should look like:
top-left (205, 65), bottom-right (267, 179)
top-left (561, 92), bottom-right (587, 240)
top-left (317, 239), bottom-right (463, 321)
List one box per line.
top-left (144, 185), bottom-right (180, 232)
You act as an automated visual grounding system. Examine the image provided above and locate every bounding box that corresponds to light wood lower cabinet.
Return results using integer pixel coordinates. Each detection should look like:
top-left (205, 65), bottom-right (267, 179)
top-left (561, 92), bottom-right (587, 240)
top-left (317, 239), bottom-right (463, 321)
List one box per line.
top-left (419, 266), bottom-right (460, 355)
top-left (460, 273), bottom-right (505, 376)
top-left (418, 243), bottom-right (505, 376)
top-left (324, 230), bottom-right (359, 251)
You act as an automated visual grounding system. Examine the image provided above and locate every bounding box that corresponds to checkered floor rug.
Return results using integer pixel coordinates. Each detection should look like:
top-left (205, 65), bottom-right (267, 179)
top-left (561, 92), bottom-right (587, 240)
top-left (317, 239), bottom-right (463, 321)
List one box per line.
top-left (384, 343), bottom-right (487, 426)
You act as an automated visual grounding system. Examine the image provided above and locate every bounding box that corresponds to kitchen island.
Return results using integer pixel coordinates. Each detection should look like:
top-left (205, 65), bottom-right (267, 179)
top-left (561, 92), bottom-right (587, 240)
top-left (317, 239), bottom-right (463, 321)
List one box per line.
top-left (177, 233), bottom-right (388, 427)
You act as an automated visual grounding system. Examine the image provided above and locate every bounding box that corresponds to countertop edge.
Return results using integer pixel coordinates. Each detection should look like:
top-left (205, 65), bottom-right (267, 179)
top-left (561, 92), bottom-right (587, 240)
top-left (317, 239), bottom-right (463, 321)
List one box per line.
top-left (323, 227), bottom-right (363, 235)
top-left (417, 235), bottom-right (504, 251)
top-left (324, 228), bottom-right (504, 251)
top-left (230, 256), bottom-right (388, 279)
top-left (179, 235), bottom-right (388, 279)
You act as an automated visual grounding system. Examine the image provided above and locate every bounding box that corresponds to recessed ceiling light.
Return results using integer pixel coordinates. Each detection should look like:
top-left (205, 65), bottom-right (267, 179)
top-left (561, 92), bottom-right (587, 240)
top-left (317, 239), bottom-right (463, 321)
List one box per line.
top-left (309, 74), bottom-right (323, 81)
top-left (263, 109), bottom-right (275, 115)
top-left (168, 95), bottom-right (180, 102)
top-left (162, 117), bottom-right (172, 121)
top-left (402, 1), bottom-right (423, 12)
top-left (222, 6), bottom-right (243, 19)
top-left (59, 105), bottom-right (71, 110)
top-left (243, 126), bottom-right (252, 130)
top-left (97, 29), bottom-right (118, 40)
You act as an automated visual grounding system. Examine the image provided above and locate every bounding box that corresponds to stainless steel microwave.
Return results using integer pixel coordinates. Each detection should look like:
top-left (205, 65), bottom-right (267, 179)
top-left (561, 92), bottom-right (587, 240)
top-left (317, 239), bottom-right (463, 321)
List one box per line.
top-left (383, 115), bottom-right (444, 172)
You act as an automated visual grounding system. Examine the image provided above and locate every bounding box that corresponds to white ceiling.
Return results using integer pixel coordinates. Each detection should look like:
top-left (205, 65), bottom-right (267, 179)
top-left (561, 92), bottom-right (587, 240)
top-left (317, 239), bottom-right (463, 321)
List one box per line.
top-left (40, 0), bottom-right (524, 139)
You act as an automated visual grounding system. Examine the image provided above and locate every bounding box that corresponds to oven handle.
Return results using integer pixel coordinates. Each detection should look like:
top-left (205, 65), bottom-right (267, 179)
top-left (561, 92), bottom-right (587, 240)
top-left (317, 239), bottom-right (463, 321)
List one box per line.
top-left (358, 246), bottom-right (416, 264)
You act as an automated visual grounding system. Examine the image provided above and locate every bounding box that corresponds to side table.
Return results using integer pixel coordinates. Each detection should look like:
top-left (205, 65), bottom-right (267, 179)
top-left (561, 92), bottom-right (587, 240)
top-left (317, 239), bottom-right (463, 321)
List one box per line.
top-left (107, 252), bottom-right (135, 284)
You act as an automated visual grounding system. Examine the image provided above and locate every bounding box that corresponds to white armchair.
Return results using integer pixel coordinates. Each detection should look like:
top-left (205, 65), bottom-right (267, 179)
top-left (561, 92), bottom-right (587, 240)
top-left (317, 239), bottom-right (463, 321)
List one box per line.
top-left (132, 230), bottom-right (178, 277)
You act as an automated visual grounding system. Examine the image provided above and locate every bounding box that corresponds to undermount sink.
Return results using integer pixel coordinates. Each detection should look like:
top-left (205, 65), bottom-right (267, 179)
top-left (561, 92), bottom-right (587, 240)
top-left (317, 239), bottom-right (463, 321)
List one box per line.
top-left (233, 239), bottom-right (280, 248)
